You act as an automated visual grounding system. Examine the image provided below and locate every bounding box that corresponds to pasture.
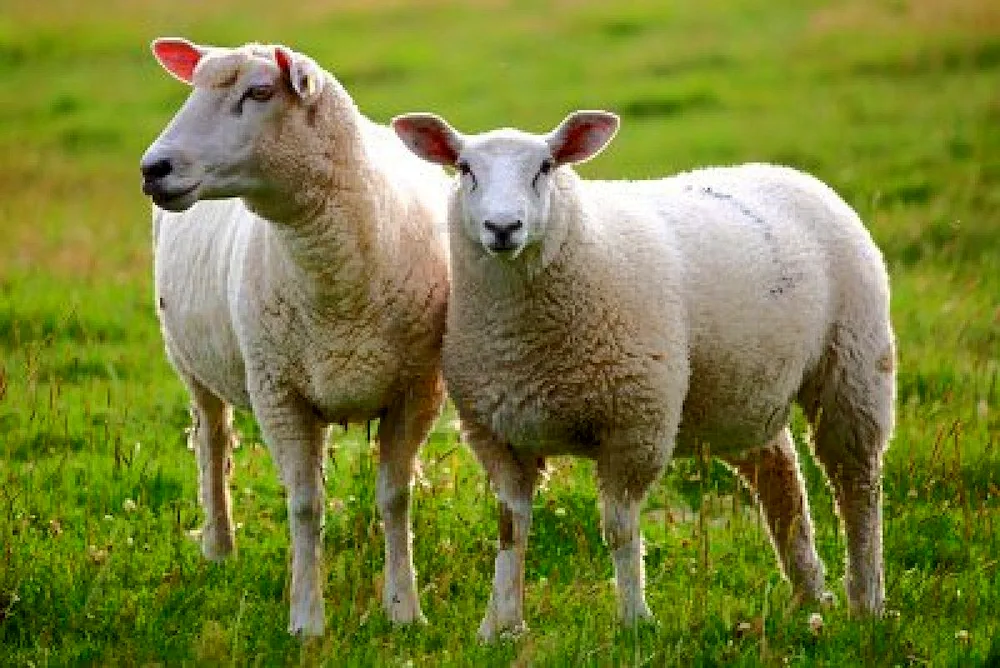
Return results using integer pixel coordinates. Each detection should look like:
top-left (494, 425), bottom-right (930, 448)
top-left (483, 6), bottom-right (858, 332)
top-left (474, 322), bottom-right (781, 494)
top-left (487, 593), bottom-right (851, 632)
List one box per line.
top-left (1, 0), bottom-right (998, 664)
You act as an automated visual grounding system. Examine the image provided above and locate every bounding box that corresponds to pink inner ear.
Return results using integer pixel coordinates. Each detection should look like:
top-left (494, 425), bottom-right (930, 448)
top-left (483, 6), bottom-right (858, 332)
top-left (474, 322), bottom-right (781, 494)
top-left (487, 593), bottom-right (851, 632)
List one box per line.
top-left (394, 119), bottom-right (458, 165)
top-left (553, 117), bottom-right (616, 163)
top-left (274, 46), bottom-right (293, 77)
top-left (152, 39), bottom-right (202, 84)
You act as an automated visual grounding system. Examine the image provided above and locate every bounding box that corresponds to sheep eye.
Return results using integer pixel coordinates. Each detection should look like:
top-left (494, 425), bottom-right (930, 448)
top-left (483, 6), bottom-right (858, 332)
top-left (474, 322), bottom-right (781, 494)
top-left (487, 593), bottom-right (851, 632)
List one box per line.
top-left (235, 85), bottom-right (275, 114)
top-left (532, 159), bottom-right (554, 192)
top-left (246, 85), bottom-right (274, 102)
top-left (457, 161), bottom-right (477, 190)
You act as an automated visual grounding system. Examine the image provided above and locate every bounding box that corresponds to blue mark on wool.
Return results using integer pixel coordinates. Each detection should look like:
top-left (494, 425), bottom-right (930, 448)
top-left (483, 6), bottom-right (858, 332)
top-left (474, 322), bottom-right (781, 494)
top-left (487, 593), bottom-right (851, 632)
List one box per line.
top-left (685, 184), bottom-right (799, 297)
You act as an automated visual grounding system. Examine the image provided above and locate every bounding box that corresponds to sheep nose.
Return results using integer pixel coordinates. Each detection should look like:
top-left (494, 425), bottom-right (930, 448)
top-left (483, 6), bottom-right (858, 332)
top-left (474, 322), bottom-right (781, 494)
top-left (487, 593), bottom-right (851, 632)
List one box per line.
top-left (484, 219), bottom-right (523, 238)
top-left (141, 157), bottom-right (173, 181)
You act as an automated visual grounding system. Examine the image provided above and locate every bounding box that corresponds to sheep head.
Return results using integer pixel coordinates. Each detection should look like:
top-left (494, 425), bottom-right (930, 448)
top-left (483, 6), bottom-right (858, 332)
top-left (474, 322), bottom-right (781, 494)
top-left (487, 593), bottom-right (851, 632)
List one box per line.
top-left (392, 110), bottom-right (618, 260)
top-left (140, 38), bottom-right (326, 213)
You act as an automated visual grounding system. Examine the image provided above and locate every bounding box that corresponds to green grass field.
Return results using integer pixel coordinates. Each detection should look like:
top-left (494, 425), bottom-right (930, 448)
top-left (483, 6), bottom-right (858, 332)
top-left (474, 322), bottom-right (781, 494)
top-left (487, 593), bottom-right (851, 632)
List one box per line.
top-left (2, 0), bottom-right (999, 664)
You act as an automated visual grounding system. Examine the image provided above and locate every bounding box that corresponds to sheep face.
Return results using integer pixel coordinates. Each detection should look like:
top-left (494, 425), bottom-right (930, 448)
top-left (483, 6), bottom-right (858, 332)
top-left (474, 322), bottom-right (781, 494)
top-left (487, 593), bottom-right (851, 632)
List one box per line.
top-left (140, 38), bottom-right (324, 213)
top-left (392, 111), bottom-right (619, 259)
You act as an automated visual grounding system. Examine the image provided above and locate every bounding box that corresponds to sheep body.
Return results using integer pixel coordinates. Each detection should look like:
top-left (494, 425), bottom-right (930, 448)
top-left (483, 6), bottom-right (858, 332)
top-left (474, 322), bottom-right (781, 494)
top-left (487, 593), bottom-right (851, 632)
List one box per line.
top-left (449, 163), bottom-right (880, 462)
top-left (143, 40), bottom-right (450, 636)
top-left (393, 112), bottom-right (893, 638)
top-left (154, 119), bottom-right (449, 423)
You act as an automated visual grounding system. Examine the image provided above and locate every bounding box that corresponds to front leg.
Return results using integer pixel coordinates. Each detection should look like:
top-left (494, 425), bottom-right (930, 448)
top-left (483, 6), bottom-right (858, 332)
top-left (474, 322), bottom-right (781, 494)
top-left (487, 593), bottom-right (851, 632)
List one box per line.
top-left (376, 380), bottom-right (445, 625)
top-left (253, 391), bottom-right (329, 637)
top-left (596, 429), bottom-right (670, 627)
top-left (601, 492), bottom-right (653, 624)
top-left (480, 498), bottom-right (533, 641)
top-left (465, 423), bottom-right (539, 641)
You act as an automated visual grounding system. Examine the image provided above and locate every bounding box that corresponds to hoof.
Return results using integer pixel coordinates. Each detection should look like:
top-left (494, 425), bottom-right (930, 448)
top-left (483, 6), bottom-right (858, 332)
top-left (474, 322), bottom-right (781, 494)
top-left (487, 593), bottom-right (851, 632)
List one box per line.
top-left (388, 604), bottom-right (427, 626)
top-left (289, 597), bottom-right (325, 637)
top-left (620, 602), bottom-right (656, 628)
top-left (478, 617), bottom-right (527, 643)
top-left (201, 531), bottom-right (236, 561)
top-left (385, 589), bottom-right (426, 625)
top-left (288, 614), bottom-right (325, 637)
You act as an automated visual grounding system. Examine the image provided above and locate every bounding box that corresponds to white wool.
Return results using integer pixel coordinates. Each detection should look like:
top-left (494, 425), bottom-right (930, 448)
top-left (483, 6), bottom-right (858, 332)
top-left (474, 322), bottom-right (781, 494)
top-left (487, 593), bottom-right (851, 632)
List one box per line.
top-left (143, 39), bottom-right (450, 636)
top-left (395, 111), bottom-right (894, 638)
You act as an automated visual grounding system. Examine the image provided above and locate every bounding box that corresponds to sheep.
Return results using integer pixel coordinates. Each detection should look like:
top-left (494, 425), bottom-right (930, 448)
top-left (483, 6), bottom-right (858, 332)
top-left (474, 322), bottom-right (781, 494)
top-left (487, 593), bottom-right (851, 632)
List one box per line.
top-left (140, 38), bottom-right (451, 636)
top-left (392, 110), bottom-right (895, 639)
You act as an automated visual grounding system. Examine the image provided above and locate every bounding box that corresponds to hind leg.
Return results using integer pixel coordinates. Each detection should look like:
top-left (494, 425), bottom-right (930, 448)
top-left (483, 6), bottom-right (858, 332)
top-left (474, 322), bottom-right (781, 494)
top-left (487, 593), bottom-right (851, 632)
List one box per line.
top-left (800, 326), bottom-right (894, 615)
top-left (722, 427), bottom-right (826, 603)
top-left (184, 377), bottom-right (239, 561)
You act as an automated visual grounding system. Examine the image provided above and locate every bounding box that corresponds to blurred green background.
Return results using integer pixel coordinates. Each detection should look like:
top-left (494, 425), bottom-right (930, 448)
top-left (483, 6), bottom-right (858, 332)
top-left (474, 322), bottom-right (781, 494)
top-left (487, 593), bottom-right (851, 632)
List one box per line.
top-left (1, 0), bottom-right (998, 664)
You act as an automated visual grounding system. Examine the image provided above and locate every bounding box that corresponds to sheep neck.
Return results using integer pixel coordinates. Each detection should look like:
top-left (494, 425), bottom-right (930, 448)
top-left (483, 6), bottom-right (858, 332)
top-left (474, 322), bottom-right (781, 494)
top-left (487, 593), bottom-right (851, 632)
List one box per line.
top-left (249, 88), bottom-right (390, 312)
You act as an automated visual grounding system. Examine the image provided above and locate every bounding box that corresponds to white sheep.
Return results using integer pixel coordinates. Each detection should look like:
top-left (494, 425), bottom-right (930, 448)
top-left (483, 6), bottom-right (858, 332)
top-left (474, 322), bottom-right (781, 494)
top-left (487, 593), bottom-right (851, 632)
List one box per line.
top-left (392, 110), bottom-right (895, 639)
top-left (140, 38), bottom-right (451, 636)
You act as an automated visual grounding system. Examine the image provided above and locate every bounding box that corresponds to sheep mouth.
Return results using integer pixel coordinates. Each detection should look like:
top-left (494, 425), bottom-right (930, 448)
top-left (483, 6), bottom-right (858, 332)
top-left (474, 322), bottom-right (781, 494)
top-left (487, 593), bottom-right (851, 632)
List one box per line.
top-left (486, 240), bottom-right (522, 255)
top-left (144, 180), bottom-right (200, 210)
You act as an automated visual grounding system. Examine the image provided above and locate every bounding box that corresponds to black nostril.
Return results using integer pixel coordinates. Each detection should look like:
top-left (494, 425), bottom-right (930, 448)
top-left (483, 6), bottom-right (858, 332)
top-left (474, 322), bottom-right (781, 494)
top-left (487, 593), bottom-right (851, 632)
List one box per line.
top-left (141, 158), bottom-right (173, 180)
top-left (484, 220), bottom-right (522, 235)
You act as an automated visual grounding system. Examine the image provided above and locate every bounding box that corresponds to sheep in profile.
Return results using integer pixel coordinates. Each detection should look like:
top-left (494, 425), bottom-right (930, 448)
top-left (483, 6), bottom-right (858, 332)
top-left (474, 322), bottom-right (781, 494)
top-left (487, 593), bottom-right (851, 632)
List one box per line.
top-left (393, 110), bottom-right (894, 639)
top-left (140, 38), bottom-right (451, 636)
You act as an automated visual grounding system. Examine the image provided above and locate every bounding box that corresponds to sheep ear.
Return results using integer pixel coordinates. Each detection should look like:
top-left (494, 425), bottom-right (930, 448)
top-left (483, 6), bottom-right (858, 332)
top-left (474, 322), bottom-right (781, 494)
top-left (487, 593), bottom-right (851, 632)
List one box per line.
top-left (546, 110), bottom-right (619, 165)
top-left (274, 46), bottom-right (324, 103)
top-left (151, 38), bottom-right (204, 85)
top-left (391, 113), bottom-right (463, 166)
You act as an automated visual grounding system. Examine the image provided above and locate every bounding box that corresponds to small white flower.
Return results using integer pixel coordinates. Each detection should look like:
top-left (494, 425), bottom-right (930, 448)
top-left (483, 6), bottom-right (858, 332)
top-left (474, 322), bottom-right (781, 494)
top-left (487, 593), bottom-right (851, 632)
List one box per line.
top-left (808, 612), bottom-right (823, 634)
top-left (103, 514), bottom-right (113, 521)
top-left (554, 507), bottom-right (567, 517)
top-left (122, 498), bottom-right (137, 513)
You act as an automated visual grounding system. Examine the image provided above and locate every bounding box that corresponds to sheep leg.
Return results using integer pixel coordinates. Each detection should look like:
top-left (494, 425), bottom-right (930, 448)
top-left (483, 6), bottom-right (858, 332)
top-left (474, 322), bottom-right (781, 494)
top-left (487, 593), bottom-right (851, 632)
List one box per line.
top-left (254, 396), bottom-right (328, 636)
top-left (480, 497), bottom-right (533, 641)
top-left (185, 377), bottom-right (238, 561)
top-left (810, 421), bottom-right (887, 615)
top-left (472, 437), bottom-right (539, 641)
top-left (800, 330), bottom-right (894, 615)
top-left (376, 385), bottom-right (443, 625)
top-left (600, 492), bottom-right (653, 625)
top-left (722, 427), bottom-right (827, 604)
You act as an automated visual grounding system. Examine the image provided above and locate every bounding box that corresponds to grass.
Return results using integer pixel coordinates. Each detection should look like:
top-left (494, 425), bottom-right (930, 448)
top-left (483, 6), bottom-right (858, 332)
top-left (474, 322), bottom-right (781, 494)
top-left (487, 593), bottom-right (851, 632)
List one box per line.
top-left (1, 0), bottom-right (999, 664)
